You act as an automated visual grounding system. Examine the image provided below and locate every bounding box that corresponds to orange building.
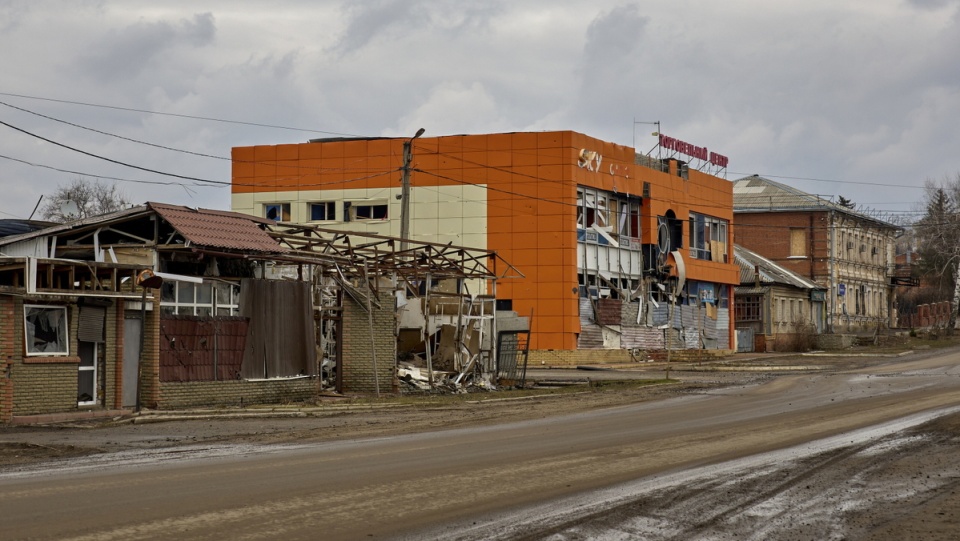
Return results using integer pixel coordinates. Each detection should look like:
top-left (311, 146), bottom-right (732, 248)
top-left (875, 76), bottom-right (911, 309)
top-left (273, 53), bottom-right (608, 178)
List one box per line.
top-left (232, 131), bottom-right (738, 355)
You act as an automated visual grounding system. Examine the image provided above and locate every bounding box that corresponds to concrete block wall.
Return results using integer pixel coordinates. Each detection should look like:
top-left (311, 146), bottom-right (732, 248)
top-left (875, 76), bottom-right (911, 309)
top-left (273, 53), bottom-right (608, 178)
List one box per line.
top-left (528, 346), bottom-right (732, 367)
top-left (528, 348), bottom-right (634, 367)
top-left (341, 290), bottom-right (397, 394)
top-left (158, 379), bottom-right (316, 409)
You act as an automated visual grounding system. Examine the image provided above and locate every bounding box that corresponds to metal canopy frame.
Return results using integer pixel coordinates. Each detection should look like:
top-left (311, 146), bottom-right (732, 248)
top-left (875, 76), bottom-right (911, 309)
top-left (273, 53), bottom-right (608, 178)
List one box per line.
top-left (267, 223), bottom-right (523, 284)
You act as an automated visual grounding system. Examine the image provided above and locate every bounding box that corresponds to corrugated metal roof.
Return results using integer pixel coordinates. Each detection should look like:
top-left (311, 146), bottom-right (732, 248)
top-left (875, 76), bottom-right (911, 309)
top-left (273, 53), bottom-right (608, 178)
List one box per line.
top-left (732, 175), bottom-right (899, 229)
top-left (0, 206), bottom-right (151, 246)
top-left (148, 202), bottom-right (284, 253)
top-left (734, 244), bottom-right (820, 290)
top-left (0, 219), bottom-right (56, 238)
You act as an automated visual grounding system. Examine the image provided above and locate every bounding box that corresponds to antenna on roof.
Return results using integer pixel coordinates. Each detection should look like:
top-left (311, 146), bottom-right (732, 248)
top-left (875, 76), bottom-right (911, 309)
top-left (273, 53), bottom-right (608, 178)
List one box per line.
top-left (28, 195), bottom-right (43, 220)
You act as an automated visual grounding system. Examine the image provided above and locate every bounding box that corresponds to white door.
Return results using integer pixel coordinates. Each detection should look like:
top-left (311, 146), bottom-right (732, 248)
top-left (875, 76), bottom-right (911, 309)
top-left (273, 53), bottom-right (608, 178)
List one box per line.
top-left (77, 341), bottom-right (97, 405)
top-left (122, 316), bottom-right (142, 408)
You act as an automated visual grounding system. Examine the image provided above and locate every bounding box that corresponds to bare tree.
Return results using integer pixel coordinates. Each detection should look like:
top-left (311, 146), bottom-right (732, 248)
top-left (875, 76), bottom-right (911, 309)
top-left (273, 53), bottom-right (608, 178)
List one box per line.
top-left (41, 178), bottom-right (131, 223)
top-left (914, 174), bottom-right (960, 333)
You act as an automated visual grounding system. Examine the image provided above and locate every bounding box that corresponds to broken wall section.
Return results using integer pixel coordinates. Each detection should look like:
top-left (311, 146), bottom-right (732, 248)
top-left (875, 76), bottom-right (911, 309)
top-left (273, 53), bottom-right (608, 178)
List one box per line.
top-left (578, 295), bottom-right (730, 352)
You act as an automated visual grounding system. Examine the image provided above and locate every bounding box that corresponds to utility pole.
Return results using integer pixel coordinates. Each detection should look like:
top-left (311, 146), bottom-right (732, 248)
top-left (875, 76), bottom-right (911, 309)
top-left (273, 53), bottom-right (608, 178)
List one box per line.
top-left (400, 128), bottom-right (425, 252)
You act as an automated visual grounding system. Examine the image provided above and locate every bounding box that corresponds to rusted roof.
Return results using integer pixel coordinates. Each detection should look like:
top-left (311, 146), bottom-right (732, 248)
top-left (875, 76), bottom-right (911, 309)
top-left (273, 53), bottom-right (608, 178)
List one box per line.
top-left (148, 202), bottom-right (285, 253)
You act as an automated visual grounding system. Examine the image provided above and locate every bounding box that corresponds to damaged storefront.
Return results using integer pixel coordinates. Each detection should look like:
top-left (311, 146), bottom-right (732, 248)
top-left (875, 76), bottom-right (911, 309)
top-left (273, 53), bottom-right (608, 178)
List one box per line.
top-left (575, 182), bottom-right (735, 362)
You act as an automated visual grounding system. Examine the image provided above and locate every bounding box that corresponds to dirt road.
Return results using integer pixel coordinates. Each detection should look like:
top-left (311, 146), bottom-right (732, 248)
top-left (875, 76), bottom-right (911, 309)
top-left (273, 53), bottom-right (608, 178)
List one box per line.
top-left (2, 346), bottom-right (960, 540)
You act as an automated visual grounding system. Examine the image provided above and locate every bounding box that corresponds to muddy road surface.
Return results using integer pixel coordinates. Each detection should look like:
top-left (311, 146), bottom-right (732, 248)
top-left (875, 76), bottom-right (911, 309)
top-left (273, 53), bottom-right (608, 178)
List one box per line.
top-left (3, 348), bottom-right (960, 540)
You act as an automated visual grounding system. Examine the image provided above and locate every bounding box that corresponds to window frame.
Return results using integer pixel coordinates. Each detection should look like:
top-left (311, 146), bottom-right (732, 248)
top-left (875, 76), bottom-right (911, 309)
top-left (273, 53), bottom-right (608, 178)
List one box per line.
top-left (24, 304), bottom-right (70, 356)
top-left (735, 295), bottom-right (762, 322)
top-left (160, 281), bottom-right (241, 316)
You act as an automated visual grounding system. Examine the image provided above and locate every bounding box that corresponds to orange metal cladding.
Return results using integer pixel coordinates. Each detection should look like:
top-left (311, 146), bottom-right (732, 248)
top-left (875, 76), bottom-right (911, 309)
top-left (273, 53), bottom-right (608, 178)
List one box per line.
top-left (231, 131), bottom-right (738, 351)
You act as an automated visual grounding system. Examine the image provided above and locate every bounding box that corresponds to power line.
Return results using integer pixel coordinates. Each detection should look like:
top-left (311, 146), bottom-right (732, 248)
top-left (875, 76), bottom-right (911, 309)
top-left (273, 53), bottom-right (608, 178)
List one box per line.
top-left (729, 172), bottom-right (925, 190)
top-left (0, 153), bottom-right (215, 188)
top-left (0, 99), bottom-right (399, 177)
top-left (0, 99), bottom-right (229, 162)
top-left (0, 91), bottom-right (364, 136)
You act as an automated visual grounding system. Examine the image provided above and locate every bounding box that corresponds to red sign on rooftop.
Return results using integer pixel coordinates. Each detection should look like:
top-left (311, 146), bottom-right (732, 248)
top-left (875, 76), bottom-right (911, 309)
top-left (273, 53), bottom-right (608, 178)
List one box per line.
top-left (658, 133), bottom-right (728, 168)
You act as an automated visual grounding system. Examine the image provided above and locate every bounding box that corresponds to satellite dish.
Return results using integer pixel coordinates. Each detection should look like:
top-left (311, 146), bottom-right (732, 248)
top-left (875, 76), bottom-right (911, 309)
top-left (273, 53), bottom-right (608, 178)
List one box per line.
top-left (60, 200), bottom-right (80, 218)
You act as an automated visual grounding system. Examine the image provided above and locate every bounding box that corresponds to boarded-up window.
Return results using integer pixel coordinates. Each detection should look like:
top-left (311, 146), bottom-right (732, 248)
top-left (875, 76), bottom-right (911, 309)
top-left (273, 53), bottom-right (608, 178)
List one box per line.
top-left (159, 315), bottom-right (249, 382)
top-left (239, 279), bottom-right (318, 379)
top-left (790, 229), bottom-right (807, 257)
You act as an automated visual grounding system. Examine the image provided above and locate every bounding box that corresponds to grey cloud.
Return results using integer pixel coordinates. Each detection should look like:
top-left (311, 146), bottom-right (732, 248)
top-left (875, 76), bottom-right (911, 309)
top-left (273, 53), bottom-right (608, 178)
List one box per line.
top-left (75, 12), bottom-right (215, 82)
top-left (905, 0), bottom-right (957, 9)
top-left (583, 3), bottom-right (646, 59)
top-left (332, 0), bottom-right (502, 55)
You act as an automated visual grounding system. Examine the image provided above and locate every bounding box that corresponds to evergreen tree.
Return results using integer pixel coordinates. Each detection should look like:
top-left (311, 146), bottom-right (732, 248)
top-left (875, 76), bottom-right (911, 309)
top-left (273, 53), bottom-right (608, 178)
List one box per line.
top-left (836, 195), bottom-right (856, 209)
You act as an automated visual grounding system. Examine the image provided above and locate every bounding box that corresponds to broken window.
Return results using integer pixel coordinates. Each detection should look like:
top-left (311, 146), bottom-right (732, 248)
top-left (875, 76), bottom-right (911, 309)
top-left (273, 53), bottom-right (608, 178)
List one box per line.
top-left (24, 305), bottom-right (69, 356)
top-left (689, 212), bottom-right (728, 262)
top-left (576, 190), bottom-right (585, 229)
top-left (584, 191), bottom-right (597, 228)
top-left (347, 201), bottom-right (388, 221)
top-left (264, 203), bottom-right (290, 222)
top-left (309, 201), bottom-right (336, 221)
top-left (578, 188), bottom-right (640, 242)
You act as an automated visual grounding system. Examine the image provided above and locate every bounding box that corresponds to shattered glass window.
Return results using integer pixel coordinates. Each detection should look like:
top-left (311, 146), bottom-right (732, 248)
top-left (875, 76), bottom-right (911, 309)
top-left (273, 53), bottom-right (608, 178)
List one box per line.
top-left (24, 305), bottom-right (69, 355)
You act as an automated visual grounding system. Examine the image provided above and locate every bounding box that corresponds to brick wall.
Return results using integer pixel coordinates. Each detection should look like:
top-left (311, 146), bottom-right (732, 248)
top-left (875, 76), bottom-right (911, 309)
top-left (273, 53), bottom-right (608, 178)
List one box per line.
top-left (341, 290), bottom-right (397, 394)
top-left (13, 299), bottom-right (78, 416)
top-left (734, 211), bottom-right (829, 283)
top-left (2, 296), bottom-right (125, 419)
top-left (159, 379), bottom-right (316, 409)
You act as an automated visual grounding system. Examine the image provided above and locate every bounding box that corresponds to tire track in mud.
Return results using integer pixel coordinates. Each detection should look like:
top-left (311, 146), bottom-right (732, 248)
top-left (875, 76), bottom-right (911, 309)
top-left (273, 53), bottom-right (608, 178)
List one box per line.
top-left (423, 406), bottom-right (960, 541)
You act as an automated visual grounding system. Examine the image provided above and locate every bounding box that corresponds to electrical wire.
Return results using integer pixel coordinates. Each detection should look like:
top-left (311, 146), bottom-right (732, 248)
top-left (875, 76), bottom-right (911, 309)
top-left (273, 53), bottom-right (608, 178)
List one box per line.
top-left (0, 118), bottom-right (229, 186)
top-left (0, 91), bottom-right (364, 137)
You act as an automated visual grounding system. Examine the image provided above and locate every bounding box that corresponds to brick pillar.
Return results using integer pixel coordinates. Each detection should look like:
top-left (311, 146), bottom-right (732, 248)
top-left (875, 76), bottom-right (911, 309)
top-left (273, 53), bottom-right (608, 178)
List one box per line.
top-left (340, 290), bottom-right (397, 394)
top-left (0, 296), bottom-right (15, 423)
top-left (113, 302), bottom-right (124, 409)
top-left (136, 292), bottom-right (162, 409)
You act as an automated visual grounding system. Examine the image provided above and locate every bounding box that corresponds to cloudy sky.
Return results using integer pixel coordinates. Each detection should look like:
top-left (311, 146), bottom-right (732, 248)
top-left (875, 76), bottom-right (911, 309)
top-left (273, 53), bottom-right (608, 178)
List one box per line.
top-left (1, 0), bottom-right (958, 223)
